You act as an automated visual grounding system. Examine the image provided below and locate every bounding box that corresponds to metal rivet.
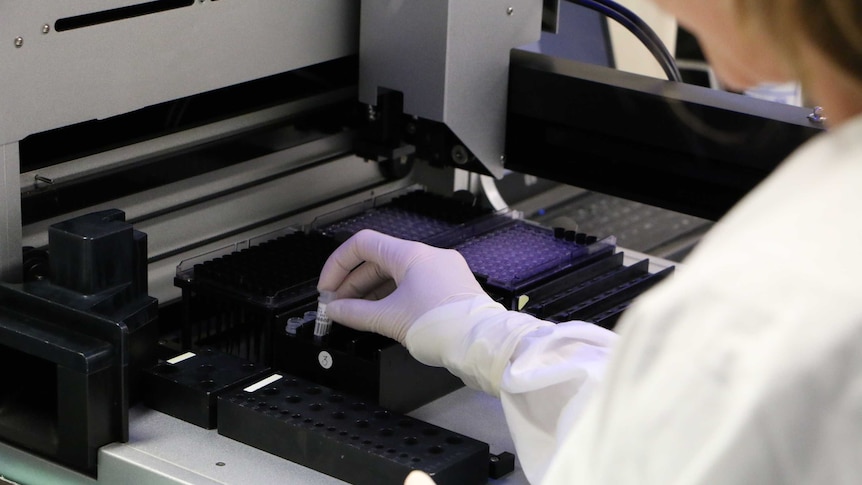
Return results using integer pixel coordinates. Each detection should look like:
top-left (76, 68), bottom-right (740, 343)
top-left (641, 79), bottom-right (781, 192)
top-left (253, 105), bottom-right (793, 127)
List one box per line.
top-left (42, 24), bottom-right (50, 34)
top-left (14, 37), bottom-right (23, 48)
top-left (507, 7), bottom-right (514, 15)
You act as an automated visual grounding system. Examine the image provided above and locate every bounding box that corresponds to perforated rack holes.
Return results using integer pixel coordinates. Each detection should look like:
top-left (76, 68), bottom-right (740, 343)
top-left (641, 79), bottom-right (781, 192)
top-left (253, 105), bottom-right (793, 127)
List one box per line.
top-left (320, 190), bottom-right (492, 242)
top-left (218, 373), bottom-right (489, 485)
top-left (456, 221), bottom-right (613, 295)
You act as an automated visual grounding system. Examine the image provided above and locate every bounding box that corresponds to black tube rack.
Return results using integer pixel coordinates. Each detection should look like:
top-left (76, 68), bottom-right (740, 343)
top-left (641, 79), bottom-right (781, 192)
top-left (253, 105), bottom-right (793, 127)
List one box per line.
top-left (142, 348), bottom-right (273, 429)
top-left (218, 372), bottom-right (491, 485)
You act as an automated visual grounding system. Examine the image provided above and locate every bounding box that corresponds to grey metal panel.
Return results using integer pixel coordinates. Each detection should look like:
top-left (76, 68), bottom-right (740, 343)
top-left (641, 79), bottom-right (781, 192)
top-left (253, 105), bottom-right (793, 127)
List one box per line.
top-left (0, 0), bottom-right (358, 144)
top-left (359, 0), bottom-right (542, 178)
top-left (20, 89), bottom-right (357, 193)
top-left (136, 154), bottom-right (387, 262)
top-left (21, 133), bottom-right (359, 250)
top-left (1, 143), bottom-right (22, 283)
top-left (0, 440), bottom-right (96, 485)
top-left (360, 2), bottom-right (448, 119)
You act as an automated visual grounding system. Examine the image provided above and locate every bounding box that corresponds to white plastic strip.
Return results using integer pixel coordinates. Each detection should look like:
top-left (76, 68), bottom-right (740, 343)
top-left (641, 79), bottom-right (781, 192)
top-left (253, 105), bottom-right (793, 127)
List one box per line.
top-left (243, 374), bottom-right (283, 393)
top-left (166, 352), bottom-right (196, 364)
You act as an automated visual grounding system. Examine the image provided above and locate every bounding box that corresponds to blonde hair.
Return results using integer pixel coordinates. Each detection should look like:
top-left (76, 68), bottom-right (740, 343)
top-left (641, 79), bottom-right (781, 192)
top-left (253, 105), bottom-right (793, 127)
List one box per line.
top-left (734, 0), bottom-right (862, 83)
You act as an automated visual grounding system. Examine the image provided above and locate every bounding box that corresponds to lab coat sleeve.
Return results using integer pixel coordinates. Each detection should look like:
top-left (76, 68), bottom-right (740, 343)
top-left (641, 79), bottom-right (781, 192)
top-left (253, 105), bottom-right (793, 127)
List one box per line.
top-left (404, 296), bottom-right (617, 484)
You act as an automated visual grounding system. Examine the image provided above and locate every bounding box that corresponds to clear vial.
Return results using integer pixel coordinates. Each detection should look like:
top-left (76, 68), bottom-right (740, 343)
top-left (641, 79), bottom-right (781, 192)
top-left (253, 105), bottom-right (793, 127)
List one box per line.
top-left (314, 290), bottom-right (336, 340)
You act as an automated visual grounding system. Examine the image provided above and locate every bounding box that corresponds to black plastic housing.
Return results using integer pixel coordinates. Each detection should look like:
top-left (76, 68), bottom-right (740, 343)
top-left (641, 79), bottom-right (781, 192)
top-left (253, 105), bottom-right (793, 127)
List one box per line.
top-left (506, 49), bottom-right (823, 221)
top-left (0, 307), bottom-right (114, 471)
top-left (522, 252), bottom-right (674, 329)
top-left (174, 224), bottom-right (465, 414)
top-left (272, 314), bottom-right (463, 413)
top-left (0, 209), bottom-right (158, 475)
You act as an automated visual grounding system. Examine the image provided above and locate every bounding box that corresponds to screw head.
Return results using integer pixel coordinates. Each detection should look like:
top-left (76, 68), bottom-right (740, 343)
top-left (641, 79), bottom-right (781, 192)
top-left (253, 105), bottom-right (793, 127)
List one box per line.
top-left (14, 37), bottom-right (23, 48)
top-left (507, 7), bottom-right (514, 15)
top-left (451, 145), bottom-right (468, 165)
top-left (42, 24), bottom-right (50, 34)
top-left (807, 106), bottom-right (827, 124)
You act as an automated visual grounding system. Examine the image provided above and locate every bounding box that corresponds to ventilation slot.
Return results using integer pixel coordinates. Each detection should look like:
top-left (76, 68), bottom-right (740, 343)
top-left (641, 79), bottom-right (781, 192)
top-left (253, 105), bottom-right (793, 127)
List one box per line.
top-left (55, 0), bottom-right (195, 32)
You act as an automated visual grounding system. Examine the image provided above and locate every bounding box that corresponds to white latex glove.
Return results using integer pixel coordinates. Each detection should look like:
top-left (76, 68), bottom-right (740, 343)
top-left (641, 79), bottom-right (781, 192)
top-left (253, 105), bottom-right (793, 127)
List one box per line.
top-left (317, 229), bottom-right (495, 344)
top-left (403, 470), bottom-right (437, 485)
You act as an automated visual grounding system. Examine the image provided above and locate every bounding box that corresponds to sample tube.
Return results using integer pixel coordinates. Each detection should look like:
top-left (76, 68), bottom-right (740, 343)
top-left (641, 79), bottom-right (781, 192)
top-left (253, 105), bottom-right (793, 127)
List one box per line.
top-left (285, 317), bottom-right (304, 336)
top-left (313, 290), bottom-right (336, 340)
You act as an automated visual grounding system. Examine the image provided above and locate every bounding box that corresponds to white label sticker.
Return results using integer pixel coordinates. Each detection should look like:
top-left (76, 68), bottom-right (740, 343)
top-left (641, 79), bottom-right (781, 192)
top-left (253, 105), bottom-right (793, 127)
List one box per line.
top-left (243, 374), bottom-right (283, 393)
top-left (166, 352), bottom-right (196, 364)
top-left (318, 351), bottom-right (333, 370)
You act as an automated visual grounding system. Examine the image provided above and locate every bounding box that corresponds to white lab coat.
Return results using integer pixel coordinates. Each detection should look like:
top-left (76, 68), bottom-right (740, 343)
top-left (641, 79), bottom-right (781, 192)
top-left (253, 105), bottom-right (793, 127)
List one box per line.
top-left (405, 114), bottom-right (862, 484)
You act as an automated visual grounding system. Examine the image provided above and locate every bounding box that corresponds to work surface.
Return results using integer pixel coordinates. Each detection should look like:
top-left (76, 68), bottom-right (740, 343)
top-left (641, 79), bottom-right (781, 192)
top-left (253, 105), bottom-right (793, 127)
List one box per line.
top-left (0, 386), bottom-right (527, 485)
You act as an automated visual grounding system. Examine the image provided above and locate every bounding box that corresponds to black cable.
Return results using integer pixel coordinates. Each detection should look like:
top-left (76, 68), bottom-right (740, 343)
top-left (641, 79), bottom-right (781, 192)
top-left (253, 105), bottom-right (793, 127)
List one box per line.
top-left (585, 0), bottom-right (681, 81)
top-left (565, 0), bottom-right (682, 82)
top-left (581, 0), bottom-right (681, 81)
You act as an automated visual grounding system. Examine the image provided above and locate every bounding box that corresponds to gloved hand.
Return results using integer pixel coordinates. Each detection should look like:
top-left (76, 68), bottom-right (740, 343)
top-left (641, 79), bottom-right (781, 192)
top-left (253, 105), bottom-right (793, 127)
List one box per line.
top-left (317, 229), bottom-right (494, 344)
top-left (403, 470), bottom-right (436, 485)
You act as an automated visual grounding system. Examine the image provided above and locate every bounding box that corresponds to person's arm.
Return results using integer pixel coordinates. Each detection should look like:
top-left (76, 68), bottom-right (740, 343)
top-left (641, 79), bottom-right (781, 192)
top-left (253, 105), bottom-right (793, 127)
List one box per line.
top-left (318, 229), bottom-right (616, 482)
top-left (406, 300), bottom-right (616, 483)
